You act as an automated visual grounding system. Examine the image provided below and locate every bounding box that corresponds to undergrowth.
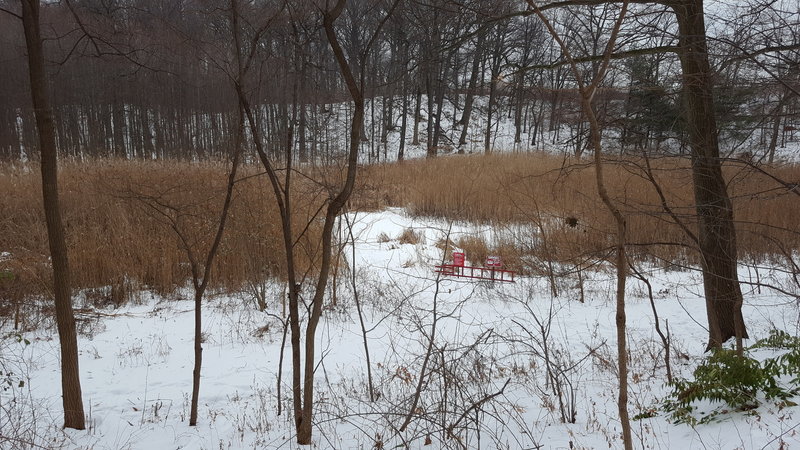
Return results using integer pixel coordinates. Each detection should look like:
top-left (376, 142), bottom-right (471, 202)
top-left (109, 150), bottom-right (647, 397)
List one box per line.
top-left (655, 330), bottom-right (800, 425)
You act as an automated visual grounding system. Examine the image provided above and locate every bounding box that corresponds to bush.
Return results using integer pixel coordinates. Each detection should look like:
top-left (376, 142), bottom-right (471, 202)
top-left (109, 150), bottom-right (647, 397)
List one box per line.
top-left (660, 330), bottom-right (800, 425)
top-left (755, 330), bottom-right (800, 388)
top-left (398, 228), bottom-right (422, 245)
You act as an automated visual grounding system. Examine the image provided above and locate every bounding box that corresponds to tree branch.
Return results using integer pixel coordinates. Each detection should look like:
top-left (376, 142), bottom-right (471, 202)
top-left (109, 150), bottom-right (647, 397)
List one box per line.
top-left (512, 44), bottom-right (679, 74)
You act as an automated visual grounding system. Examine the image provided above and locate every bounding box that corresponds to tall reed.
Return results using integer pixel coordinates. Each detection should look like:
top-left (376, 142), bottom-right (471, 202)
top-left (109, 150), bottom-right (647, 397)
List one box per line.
top-left (1, 153), bottom-right (797, 311)
top-left (356, 152), bottom-right (800, 267)
top-left (0, 160), bottom-right (322, 309)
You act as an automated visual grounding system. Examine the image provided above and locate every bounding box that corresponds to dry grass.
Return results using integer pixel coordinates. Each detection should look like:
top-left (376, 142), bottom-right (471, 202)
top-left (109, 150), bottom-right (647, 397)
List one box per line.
top-left (0, 160), bottom-right (324, 310)
top-left (456, 236), bottom-right (489, 267)
top-left (1, 153), bottom-right (798, 312)
top-left (356, 152), bottom-right (800, 267)
top-left (397, 227), bottom-right (423, 245)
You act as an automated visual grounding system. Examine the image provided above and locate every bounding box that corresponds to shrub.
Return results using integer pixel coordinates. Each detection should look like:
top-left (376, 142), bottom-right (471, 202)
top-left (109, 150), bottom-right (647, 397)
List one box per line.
top-left (755, 330), bottom-right (800, 388)
top-left (660, 330), bottom-right (800, 425)
top-left (434, 237), bottom-right (456, 255)
top-left (398, 228), bottom-right (422, 245)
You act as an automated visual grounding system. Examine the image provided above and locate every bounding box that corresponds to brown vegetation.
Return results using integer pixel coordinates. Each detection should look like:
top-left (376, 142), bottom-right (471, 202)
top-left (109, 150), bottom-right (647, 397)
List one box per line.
top-left (356, 152), bottom-right (800, 267)
top-left (0, 160), bottom-right (321, 314)
top-left (2, 152), bottom-right (798, 312)
top-left (398, 227), bottom-right (423, 245)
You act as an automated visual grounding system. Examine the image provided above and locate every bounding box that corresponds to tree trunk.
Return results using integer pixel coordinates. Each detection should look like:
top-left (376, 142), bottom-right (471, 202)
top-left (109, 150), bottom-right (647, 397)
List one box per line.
top-left (426, 71), bottom-right (436, 157)
top-left (485, 34), bottom-right (503, 154)
top-left (381, 95), bottom-right (390, 144)
top-left (767, 90), bottom-right (788, 164)
top-left (485, 74), bottom-right (497, 153)
top-left (21, 0), bottom-right (86, 430)
top-left (412, 87), bottom-right (421, 145)
top-left (458, 31), bottom-right (485, 151)
top-left (299, 104), bottom-right (308, 163)
top-left (431, 58), bottom-right (448, 151)
top-left (398, 41), bottom-right (410, 161)
top-left (141, 107), bottom-right (153, 158)
top-left (514, 73), bottom-right (525, 145)
top-left (112, 96), bottom-right (127, 158)
top-left (189, 287), bottom-right (203, 425)
top-left (672, 0), bottom-right (747, 350)
top-left (398, 91), bottom-right (407, 161)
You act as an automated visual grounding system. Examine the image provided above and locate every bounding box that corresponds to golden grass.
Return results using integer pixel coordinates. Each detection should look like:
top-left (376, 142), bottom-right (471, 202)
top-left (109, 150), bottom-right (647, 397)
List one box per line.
top-left (1, 152), bottom-right (798, 310)
top-left (356, 152), bottom-right (800, 267)
top-left (456, 236), bottom-right (489, 267)
top-left (397, 227), bottom-right (423, 245)
top-left (0, 160), bottom-right (323, 306)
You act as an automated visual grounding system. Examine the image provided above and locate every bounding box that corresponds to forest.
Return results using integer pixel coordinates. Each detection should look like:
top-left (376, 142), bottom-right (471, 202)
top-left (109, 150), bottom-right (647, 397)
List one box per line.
top-left (1, 0), bottom-right (800, 448)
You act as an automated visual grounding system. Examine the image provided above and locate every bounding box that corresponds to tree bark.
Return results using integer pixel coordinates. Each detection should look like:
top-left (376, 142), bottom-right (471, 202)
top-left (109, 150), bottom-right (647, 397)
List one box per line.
top-left (412, 87), bottom-right (421, 145)
top-left (672, 0), bottom-right (747, 350)
top-left (398, 91), bottom-right (408, 161)
top-left (525, 1), bottom-right (633, 446)
top-left (20, 0), bottom-right (86, 430)
top-left (457, 31), bottom-right (485, 151)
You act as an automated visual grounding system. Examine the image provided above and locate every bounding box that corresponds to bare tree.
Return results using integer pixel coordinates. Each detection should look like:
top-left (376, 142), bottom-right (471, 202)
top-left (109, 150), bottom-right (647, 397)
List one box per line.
top-left (186, 115), bottom-right (243, 426)
top-left (16, 0), bottom-right (85, 430)
top-left (514, 0), bottom-right (749, 351)
top-left (525, 1), bottom-right (633, 448)
top-left (230, 0), bottom-right (399, 443)
top-left (670, 0), bottom-right (747, 351)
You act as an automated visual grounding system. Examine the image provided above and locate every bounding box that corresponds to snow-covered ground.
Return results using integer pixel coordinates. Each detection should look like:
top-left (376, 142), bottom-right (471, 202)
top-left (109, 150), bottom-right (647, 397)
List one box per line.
top-left (307, 94), bottom-right (800, 166)
top-left (2, 208), bottom-right (800, 449)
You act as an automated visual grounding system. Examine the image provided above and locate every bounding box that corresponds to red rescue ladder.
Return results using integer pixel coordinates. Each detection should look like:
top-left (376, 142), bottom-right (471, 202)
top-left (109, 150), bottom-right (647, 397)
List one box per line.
top-left (434, 252), bottom-right (516, 283)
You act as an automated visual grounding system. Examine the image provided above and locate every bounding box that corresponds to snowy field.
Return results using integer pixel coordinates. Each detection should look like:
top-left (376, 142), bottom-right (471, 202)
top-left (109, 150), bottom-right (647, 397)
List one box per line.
top-left (3, 208), bottom-right (800, 449)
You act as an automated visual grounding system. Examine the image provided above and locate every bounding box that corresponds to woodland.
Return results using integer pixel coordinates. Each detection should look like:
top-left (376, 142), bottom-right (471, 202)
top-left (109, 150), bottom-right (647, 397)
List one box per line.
top-left (1, 0), bottom-right (800, 448)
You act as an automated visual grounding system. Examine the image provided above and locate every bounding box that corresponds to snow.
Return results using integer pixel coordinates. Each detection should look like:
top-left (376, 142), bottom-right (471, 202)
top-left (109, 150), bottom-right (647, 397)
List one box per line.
top-left (321, 93), bottom-right (800, 167)
top-left (3, 208), bottom-right (800, 449)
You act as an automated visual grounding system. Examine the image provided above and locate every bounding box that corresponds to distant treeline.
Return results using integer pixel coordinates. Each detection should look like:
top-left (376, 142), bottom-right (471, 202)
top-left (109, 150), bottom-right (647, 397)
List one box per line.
top-left (0, 0), bottom-right (797, 162)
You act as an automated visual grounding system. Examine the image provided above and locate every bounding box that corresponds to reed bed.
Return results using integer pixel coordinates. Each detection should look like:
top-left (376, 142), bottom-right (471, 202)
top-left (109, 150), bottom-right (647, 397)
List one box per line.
top-left (1, 153), bottom-right (798, 315)
top-left (0, 160), bottom-right (324, 314)
top-left (357, 152), bottom-right (800, 269)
